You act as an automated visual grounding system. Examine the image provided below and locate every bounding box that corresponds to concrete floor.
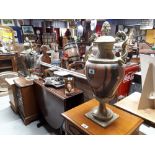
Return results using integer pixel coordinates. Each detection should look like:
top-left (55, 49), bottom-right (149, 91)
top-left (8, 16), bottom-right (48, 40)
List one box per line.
top-left (0, 95), bottom-right (53, 135)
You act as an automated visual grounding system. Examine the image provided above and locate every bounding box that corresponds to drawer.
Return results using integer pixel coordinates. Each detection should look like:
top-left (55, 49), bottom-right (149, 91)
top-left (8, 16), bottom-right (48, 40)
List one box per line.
top-left (65, 121), bottom-right (86, 135)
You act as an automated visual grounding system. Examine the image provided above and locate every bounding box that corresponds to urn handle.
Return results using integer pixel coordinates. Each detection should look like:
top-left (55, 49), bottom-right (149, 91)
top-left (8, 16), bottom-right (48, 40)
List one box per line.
top-left (84, 44), bottom-right (94, 62)
top-left (115, 31), bottom-right (128, 64)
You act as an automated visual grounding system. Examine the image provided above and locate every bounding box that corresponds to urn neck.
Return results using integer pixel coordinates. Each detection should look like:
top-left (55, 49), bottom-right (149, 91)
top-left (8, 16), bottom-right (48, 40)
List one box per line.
top-left (94, 35), bottom-right (115, 59)
top-left (97, 42), bottom-right (115, 59)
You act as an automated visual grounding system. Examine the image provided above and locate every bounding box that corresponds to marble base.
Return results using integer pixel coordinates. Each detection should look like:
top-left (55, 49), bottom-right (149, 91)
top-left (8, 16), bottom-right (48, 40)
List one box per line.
top-left (85, 106), bottom-right (119, 127)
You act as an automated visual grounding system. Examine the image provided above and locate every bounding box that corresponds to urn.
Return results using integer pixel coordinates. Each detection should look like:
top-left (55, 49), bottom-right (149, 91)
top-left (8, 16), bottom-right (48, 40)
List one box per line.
top-left (85, 35), bottom-right (127, 127)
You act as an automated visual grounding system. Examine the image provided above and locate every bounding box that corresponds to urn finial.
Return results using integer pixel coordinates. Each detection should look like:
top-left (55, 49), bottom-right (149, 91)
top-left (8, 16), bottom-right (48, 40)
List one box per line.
top-left (101, 21), bottom-right (111, 36)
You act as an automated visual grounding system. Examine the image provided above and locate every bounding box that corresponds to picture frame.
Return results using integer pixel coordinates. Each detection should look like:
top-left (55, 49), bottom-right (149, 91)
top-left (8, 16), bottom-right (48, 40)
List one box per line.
top-left (21, 25), bottom-right (35, 35)
top-left (1, 19), bottom-right (15, 26)
top-left (64, 77), bottom-right (75, 96)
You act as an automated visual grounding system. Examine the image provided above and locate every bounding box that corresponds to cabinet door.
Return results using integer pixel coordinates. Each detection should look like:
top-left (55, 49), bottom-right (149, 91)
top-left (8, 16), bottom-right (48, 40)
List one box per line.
top-left (21, 86), bottom-right (38, 117)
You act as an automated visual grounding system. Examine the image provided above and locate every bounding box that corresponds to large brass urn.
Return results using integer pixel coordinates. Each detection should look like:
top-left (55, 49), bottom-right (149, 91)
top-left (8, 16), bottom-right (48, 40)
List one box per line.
top-left (85, 33), bottom-right (128, 127)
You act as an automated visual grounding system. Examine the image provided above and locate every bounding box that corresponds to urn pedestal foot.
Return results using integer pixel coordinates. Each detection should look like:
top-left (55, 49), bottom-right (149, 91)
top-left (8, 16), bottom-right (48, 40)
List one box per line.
top-left (85, 106), bottom-right (119, 127)
top-left (92, 107), bottom-right (113, 121)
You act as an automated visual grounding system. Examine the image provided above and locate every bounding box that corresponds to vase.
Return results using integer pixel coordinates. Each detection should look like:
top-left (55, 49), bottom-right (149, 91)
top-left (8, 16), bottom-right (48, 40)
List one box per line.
top-left (85, 35), bottom-right (127, 126)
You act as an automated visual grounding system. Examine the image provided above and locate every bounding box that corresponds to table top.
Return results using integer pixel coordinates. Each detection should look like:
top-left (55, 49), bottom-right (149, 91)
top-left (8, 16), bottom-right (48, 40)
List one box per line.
top-left (5, 77), bottom-right (19, 85)
top-left (115, 92), bottom-right (155, 124)
top-left (14, 77), bottom-right (33, 88)
top-left (0, 52), bottom-right (16, 56)
top-left (34, 79), bottom-right (83, 100)
top-left (139, 49), bottom-right (155, 54)
top-left (62, 98), bottom-right (143, 135)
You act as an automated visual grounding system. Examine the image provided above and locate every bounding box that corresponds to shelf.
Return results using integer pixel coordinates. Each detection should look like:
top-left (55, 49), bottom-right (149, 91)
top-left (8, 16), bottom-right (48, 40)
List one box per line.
top-left (0, 66), bottom-right (13, 70)
top-left (0, 54), bottom-right (17, 72)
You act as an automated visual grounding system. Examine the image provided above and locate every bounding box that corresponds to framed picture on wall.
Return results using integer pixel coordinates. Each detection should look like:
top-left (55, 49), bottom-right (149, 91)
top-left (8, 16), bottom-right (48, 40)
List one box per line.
top-left (1, 19), bottom-right (15, 26)
top-left (21, 25), bottom-right (34, 35)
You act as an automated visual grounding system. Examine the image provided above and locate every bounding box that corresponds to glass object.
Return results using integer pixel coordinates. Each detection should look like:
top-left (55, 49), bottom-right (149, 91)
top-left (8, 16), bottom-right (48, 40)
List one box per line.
top-left (64, 77), bottom-right (74, 96)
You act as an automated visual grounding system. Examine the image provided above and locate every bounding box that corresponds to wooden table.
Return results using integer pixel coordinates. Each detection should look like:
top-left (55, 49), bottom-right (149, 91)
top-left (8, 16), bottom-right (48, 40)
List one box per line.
top-left (62, 99), bottom-right (143, 135)
top-left (115, 92), bottom-right (155, 126)
top-left (34, 79), bottom-right (84, 130)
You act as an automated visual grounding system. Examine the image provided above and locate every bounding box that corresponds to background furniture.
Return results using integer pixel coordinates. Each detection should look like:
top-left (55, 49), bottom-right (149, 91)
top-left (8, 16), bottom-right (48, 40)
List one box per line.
top-left (145, 29), bottom-right (155, 44)
top-left (14, 77), bottom-right (39, 125)
top-left (34, 79), bottom-right (84, 130)
top-left (62, 99), bottom-right (143, 135)
top-left (115, 92), bottom-right (155, 127)
top-left (0, 54), bottom-right (17, 72)
top-left (61, 42), bottom-right (83, 69)
top-left (139, 42), bottom-right (155, 54)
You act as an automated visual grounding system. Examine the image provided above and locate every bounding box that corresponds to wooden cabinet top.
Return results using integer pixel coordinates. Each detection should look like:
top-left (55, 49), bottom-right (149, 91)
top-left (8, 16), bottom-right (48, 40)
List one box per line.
top-left (62, 99), bottom-right (144, 135)
top-left (5, 77), bottom-right (19, 85)
top-left (115, 92), bottom-right (155, 124)
top-left (14, 77), bottom-right (33, 88)
top-left (0, 53), bottom-right (16, 55)
top-left (34, 79), bottom-right (83, 100)
top-left (0, 53), bottom-right (16, 58)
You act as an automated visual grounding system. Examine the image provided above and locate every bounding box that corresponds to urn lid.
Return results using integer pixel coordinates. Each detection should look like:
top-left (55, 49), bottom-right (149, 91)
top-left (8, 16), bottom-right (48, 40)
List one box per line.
top-left (94, 36), bottom-right (115, 43)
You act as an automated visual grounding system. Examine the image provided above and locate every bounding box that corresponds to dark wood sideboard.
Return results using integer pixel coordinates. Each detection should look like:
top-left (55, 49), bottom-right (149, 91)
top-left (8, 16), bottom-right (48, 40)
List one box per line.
top-left (34, 79), bottom-right (84, 130)
top-left (14, 78), bottom-right (39, 125)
